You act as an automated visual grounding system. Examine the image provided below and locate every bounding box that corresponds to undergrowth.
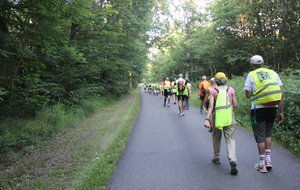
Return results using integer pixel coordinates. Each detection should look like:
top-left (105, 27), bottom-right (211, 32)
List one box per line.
top-left (0, 97), bottom-right (115, 164)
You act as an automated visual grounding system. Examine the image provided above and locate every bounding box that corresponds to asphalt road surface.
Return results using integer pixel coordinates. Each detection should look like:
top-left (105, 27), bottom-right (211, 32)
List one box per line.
top-left (106, 89), bottom-right (300, 190)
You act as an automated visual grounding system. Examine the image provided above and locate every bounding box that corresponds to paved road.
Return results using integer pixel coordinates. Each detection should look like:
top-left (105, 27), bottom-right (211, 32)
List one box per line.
top-left (106, 89), bottom-right (300, 190)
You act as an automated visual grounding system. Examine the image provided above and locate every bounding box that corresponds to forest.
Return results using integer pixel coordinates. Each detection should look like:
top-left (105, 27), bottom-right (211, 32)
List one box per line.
top-left (0, 1), bottom-right (299, 156)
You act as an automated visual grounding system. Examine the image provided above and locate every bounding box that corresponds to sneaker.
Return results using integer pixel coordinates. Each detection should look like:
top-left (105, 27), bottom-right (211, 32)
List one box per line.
top-left (208, 128), bottom-right (212, 133)
top-left (211, 156), bottom-right (220, 164)
top-left (174, 102), bottom-right (176, 104)
top-left (200, 109), bottom-right (203, 113)
top-left (179, 113), bottom-right (183, 117)
top-left (168, 104), bottom-right (170, 107)
top-left (182, 112), bottom-right (185, 116)
top-left (254, 163), bottom-right (267, 173)
top-left (230, 161), bottom-right (238, 175)
top-left (265, 160), bottom-right (272, 170)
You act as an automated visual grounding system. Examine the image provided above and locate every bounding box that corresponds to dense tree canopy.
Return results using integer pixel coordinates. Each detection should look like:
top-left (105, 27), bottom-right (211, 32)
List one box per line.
top-left (1, 0), bottom-right (299, 118)
top-left (147, 0), bottom-right (300, 82)
top-left (0, 0), bottom-right (156, 117)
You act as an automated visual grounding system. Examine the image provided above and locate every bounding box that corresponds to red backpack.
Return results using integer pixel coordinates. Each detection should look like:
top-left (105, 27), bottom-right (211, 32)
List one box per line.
top-left (177, 79), bottom-right (185, 92)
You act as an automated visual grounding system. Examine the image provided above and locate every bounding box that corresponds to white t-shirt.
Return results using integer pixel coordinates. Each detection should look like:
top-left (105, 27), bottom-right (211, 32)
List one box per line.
top-left (244, 69), bottom-right (283, 109)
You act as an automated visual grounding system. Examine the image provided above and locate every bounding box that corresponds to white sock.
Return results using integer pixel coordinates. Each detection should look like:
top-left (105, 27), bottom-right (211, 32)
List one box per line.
top-left (265, 149), bottom-right (271, 161)
top-left (259, 154), bottom-right (265, 166)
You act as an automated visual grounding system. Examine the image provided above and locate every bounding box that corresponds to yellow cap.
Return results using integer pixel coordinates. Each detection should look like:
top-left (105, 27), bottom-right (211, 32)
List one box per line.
top-left (215, 72), bottom-right (227, 80)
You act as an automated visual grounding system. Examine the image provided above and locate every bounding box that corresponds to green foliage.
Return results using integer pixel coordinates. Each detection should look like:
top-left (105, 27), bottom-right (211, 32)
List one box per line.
top-left (0, 0), bottom-right (155, 119)
top-left (0, 97), bottom-right (114, 156)
top-left (272, 70), bottom-right (300, 157)
top-left (0, 89), bottom-right (140, 189)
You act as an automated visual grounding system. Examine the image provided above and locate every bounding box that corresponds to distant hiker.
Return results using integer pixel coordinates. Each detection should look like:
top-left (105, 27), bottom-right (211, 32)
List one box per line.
top-left (204, 72), bottom-right (238, 175)
top-left (148, 83), bottom-right (152, 94)
top-left (162, 77), bottom-right (173, 107)
top-left (244, 55), bottom-right (284, 173)
top-left (204, 77), bottom-right (217, 132)
top-left (175, 74), bottom-right (188, 116)
top-left (184, 79), bottom-right (191, 110)
top-left (199, 75), bottom-right (211, 113)
top-left (171, 78), bottom-right (177, 104)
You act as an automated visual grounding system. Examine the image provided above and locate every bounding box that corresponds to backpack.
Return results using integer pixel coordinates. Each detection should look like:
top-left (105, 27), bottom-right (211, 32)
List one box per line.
top-left (200, 81), bottom-right (211, 96)
top-left (214, 87), bottom-right (232, 129)
top-left (177, 79), bottom-right (185, 92)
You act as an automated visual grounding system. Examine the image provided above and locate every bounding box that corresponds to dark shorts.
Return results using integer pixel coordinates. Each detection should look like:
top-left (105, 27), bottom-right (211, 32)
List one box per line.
top-left (250, 108), bottom-right (277, 143)
top-left (205, 99), bottom-right (209, 109)
top-left (177, 95), bottom-right (186, 101)
top-left (200, 95), bottom-right (205, 100)
top-left (164, 89), bottom-right (172, 97)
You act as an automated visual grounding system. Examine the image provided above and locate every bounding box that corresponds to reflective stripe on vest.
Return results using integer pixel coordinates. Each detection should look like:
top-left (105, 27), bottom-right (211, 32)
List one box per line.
top-left (250, 68), bottom-right (282, 105)
top-left (215, 88), bottom-right (232, 129)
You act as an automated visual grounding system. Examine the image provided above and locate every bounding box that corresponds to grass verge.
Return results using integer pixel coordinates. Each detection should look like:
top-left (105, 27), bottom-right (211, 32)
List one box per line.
top-left (0, 88), bottom-right (141, 189)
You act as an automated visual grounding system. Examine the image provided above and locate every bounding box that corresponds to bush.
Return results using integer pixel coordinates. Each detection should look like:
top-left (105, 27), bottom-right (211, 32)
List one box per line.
top-left (0, 97), bottom-right (115, 158)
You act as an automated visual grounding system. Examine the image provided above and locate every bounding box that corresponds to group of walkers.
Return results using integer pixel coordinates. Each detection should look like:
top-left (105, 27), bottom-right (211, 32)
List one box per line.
top-left (144, 74), bottom-right (192, 117)
top-left (143, 55), bottom-right (284, 176)
top-left (203, 55), bottom-right (284, 175)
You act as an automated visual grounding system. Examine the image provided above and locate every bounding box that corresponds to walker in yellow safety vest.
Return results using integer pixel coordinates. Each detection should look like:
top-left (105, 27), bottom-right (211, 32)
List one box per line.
top-left (183, 83), bottom-right (190, 96)
top-left (214, 87), bottom-right (232, 130)
top-left (250, 68), bottom-right (282, 106)
top-left (164, 81), bottom-right (171, 90)
top-left (171, 81), bottom-right (177, 93)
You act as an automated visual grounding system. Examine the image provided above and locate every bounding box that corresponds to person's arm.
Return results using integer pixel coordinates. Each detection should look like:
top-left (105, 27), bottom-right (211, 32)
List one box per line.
top-left (245, 90), bottom-right (252, 99)
top-left (204, 94), bottom-right (214, 128)
top-left (203, 90), bottom-right (210, 104)
top-left (232, 93), bottom-right (238, 109)
top-left (244, 74), bottom-right (253, 99)
top-left (278, 86), bottom-right (284, 124)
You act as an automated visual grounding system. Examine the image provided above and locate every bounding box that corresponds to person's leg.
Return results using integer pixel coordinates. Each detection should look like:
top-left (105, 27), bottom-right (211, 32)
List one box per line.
top-left (177, 95), bottom-right (182, 114)
top-left (179, 100), bottom-right (183, 113)
top-left (185, 97), bottom-right (189, 109)
top-left (200, 96), bottom-right (205, 112)
top-left (173, 93), bottom-right (176, 104)
top-left (212, 127), bottom-right (222, 160)
top-left (223, 125), bottom-right (237, 162)
top-left (223, 112), bottom-right (238, 175)
top-left (181, 96), bottom-right (186, 115)
top-left (163, 90), bottom-right (167, 106)
top-left (251, 108), bottom-right (268, 172)
top-left (264, 108), bottom-right (276, 168)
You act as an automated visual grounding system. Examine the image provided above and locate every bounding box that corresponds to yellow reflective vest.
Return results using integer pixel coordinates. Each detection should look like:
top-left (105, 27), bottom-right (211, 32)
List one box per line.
top-left (215, 87), bottom-right (232, 130)
top-left (250, 68), bottom-right (282, 105)
top-left (164, 81), bottom-right (171, 89)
